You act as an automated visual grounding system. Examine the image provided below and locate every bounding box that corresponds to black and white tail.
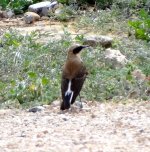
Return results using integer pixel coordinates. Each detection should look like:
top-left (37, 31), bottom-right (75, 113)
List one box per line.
top-left (61, 80), bottom-right (73, 110)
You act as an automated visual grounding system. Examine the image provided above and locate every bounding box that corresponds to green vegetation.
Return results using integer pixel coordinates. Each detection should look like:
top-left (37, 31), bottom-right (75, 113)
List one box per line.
top-left (0, 30), bottom-right (71, 108)
top-left (128, 9), bottom-right (150, 41)
top-left (0, 1), bottom-right (149, 108)
top-left (0, 0), bottom-right (42, 14)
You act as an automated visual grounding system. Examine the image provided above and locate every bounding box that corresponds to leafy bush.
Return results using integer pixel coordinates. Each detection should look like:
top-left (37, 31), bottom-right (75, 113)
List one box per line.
top-left (0, 0), bottom-right (42, 14)
top-left (54, 5), bottom-right (76, 21)
top-left (0, 29), bottom-right (70, 108)
top-left (96, 0), bottom-right (113, 9)
top-left (128, 9), bottom-right (150, 41)
top-left (76, 0), bottom-right (148, 9)
top-left (113, 0), bottom-right (148, 9)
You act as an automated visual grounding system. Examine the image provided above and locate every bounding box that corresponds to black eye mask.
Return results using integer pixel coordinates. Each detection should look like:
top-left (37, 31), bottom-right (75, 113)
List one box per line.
top-left (73, 46), bottom-right (88, 54)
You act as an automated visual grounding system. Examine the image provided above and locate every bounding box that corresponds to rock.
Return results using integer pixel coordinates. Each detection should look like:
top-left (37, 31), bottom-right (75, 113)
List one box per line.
top-left (28, 1), bottom-right (58, 16)
top-left (83, 35), bottom-right (113, 48)
top-left (145, 88), bottom-right (150, 96)
top-left (6, 10), bottom-right (14, 18)
top-left (128, 90), bottom-right (139, 99)
top-left (0, 11), bottom-right (4, 18)
top-left (1, 10), bottom-right (14, 18)
top-left (54, 3), bottom-right (64, 15)
top-left (74, 100), bottom-right (91, 110)
top-left (74, 100), bottom-right (83, 109)
top-left (132, 69), bottom-right (146, 81)
top-left (105, 48), bottom-right (127, 68)
top-left (54, 8), bottom-right (63, 16)
top-left (60, 114), bottom-right (70, 121)
top-left (28, 106), bottom-right (45, 113)
top-left (24, 12), bottom-right (40, 24)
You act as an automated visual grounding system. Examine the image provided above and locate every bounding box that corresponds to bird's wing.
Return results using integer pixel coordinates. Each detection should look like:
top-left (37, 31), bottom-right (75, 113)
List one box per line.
top-left (60, 65), bottom-right (88, 110)
top-left (70, 65), bottom-right (88, 104)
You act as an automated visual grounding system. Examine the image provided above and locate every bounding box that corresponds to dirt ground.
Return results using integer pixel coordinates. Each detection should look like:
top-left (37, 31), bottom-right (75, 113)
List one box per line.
top-left (0, 101), bottom-right (149, 152)
top-left (0, 17), bottom-right (93, 41)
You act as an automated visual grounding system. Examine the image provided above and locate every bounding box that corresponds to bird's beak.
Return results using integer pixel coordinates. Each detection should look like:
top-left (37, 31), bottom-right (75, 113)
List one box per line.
top-left (82, 45), bottom-right (89, 48)
top-left (82, 45), bottom-right (92, 52)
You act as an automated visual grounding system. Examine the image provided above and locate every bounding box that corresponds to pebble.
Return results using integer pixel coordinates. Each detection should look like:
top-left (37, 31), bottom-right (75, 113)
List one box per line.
top-left (28, 106), bottom-right (45, 113)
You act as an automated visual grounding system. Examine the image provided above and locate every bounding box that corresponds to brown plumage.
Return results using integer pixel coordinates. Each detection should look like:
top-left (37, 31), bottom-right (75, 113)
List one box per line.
top-left (60, 45), bottom-right (89, 110)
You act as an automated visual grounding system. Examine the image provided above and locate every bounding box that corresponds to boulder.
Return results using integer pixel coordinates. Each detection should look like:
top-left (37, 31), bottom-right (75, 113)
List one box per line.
top-left (28, 1), bottom-right (58, 16)
top-left (105, 48), bottom-right (127, 68)
top-left (24, 12), bottom-right (40, 24)
top-left (83, 35), bottom-right (113, 48)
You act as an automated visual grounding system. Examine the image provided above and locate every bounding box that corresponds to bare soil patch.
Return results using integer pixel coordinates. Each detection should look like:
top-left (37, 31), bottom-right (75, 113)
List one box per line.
top-left (0, 101), bottom-right (149, 152)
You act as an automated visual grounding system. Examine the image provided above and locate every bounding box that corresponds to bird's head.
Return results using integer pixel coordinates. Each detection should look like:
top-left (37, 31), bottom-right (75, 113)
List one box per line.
top-left (67, 44), bottom-right (89, 59)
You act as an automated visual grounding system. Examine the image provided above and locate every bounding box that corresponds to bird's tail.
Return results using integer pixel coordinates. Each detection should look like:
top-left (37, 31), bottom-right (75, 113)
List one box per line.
top-left (60, 80), bottom-right (73, 110)
top-left (60, 91), bottom-right (73, 110)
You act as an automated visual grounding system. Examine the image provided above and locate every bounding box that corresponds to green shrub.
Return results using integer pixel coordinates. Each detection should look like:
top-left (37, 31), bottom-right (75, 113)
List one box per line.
top-left (128, 9), bottom-right (150, 41)
top-left (96, 0), bottom-right (113, 9)
top-left (113, 0), bottom-right (148, 9)
top-left (0, 0), bottom-right (42, 14)
top-left (0, 29), bottom-right (68, 107)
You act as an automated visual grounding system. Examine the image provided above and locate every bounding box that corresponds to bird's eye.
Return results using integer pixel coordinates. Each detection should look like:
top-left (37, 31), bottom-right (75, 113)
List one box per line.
top-left (73, 46), bottom-right (84, 54)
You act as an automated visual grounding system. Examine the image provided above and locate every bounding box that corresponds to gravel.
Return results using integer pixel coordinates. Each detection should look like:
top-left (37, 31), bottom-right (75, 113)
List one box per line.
top-left (0, 101), bottom-right (149, 152)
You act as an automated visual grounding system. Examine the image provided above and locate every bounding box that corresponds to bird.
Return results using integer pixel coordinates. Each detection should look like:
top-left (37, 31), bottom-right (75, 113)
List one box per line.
top-left (60, 44), bottom-right (89, 110)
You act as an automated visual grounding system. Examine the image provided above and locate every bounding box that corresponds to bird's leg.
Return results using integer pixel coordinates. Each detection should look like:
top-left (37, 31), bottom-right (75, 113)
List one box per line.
top-left (79, 93), bottom-right (83, 109)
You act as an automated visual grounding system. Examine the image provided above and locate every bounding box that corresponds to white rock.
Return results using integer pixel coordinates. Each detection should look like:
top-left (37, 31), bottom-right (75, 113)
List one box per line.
top-left (105, 48), bottom-right (127, 68)
top-left (28, 1), bottom-right (58, 16)
top-left (24, 12), bottom-right (40, 24)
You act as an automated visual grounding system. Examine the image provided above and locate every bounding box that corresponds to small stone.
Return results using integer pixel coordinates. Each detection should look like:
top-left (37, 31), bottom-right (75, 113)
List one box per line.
top-left (83, 35), bottom-right (113, 48)
top-left (24, 12), bottom-right (40, 24)
top-left (54, 8), bottom-right (63, 16)
top-left (6, 10), bottom-right (14, 18)
top-left (132, 69), bottom-right (146, 81)
top-left (91, 114), bottom-right (96, 118)
top-left (145, 88), bottom-right (150, 96)
top-left (62, 117), bottom-right (68, 121)
top-left (139, 129), bottom-right (144, 133)
top-left (1, 10), bottom-right (14, 18)
top-left (20, 131), bottom-right (26, 137)
top-left (74, 100), bottom-right (83, 109)
top-left (28, 106), bottom-right (45, 113)
top-left (60, 114), bottom-right (69, 121)
top-left (43, 130), bottom-right (49, 134)
top-left (128, 90), bottom-right (139, 99)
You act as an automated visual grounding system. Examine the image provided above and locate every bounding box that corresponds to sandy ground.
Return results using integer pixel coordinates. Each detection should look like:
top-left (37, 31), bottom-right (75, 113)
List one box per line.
top-left (0, 101), bottom-right (149, 152)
